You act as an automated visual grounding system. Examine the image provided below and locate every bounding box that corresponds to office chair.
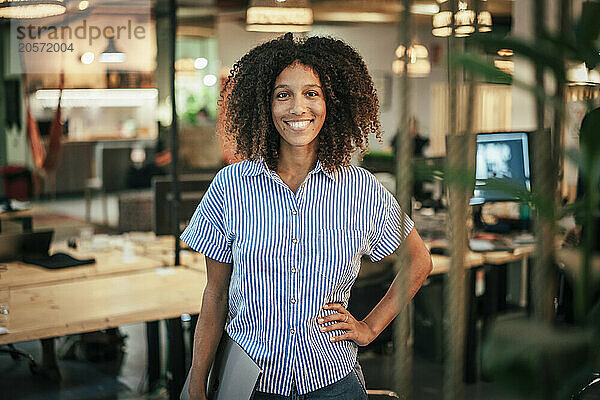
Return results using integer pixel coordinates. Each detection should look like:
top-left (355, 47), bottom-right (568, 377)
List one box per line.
top-left (0, 344), bottom-right (41, 374)
top-left (573, 374), bottom-right (600, 400)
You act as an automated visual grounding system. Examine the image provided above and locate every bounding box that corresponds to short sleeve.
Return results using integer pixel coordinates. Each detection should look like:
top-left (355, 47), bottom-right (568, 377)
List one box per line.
top-left (368, 187), bottom-right (414, 262)
top-left (180, 171), bottom-right (232, 263)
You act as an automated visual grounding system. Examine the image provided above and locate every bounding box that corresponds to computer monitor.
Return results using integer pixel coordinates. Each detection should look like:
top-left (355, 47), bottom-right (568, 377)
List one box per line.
top-left (470, 132), bottom-right (531, 206)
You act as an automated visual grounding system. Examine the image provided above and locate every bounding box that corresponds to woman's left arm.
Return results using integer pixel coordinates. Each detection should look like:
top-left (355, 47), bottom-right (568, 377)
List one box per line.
top-left (318, 227), bottom-right (433, 346)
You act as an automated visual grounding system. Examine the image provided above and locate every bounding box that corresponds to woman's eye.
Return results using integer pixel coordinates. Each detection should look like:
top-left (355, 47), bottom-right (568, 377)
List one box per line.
top-left (306, 91), bottom-right (319, 97)
top-left (276, 92), bottom-right (289, 99)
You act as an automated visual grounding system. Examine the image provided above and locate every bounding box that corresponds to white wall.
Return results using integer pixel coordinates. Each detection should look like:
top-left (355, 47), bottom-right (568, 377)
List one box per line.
top-left (510, 0), bottom-right (537, 131)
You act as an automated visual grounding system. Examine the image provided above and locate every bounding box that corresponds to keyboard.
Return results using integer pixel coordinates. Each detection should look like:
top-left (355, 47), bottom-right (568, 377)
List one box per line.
top-left (22, 252), bottom-right (96, 269)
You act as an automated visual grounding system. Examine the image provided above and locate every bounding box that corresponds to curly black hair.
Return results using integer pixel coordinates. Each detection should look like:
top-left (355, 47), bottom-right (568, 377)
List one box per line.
top-left (219, 32), bottom-right (381, 172)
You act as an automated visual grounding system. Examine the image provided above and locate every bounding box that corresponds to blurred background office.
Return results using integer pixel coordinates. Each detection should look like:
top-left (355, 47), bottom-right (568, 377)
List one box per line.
top-left (1, 1), bottom-right (599, 400)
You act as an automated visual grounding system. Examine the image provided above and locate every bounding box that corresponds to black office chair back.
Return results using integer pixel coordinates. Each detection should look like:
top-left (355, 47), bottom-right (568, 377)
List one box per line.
top-left (573, 374), bottom-right (600, 400)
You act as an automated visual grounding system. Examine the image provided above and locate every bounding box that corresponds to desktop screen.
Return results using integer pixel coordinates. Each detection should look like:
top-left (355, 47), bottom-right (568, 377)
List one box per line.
top-left (470, 132), bottom-right (531, 205)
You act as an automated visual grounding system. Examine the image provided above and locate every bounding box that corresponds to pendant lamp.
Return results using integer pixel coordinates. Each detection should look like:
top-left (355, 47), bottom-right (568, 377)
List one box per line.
top-left (246, 0), bottom-right (313, 32)
top-left (393, 42), bottom-right (431, 78)
top-left (99, 37), bottom-right (126, 63)
top-left (432, 0), bottom-right (492, 38)
top-left (0, 0), bottom-right (65, 18)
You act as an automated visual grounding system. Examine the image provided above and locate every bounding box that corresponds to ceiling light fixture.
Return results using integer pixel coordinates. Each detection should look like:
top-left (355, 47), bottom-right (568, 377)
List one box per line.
top-left (99, 37), bottom-right (126, 63)
top-left (34, 88), bottom-right (158, 107)
top-left (0, 0), bottom-right (65, 18)
top-left (454, 1), bottom-right (475, 37)
top-left (246, 0), bottom-right (313, 32)
top-left (567, 63), bottom-right (600, 85)
top-left (497, 48), bottom-right (513, 57)
top-left (432, 0), bottom-right (452, 37)
top-left (494, 59), bottom-right (514, 75)
top-left (393, 42), bottom-right (431, 78)
top-left (203, 74), bottom-right (217, 87)
top-left (432, 0), bottom-right (492, 38)
top-left (411, 4), bottom-right (440, 15)
top-left (80, 52), bottom-right (94, 64)
top-left (194, 57), bottom-right (208, 70)
top-left (478, 8), bottom-right (492, 32)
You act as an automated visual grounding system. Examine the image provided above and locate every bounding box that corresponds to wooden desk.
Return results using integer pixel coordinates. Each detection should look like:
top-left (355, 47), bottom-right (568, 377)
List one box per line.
top-left (0, 240), bottom-right (207, 398)
top-left (361, 250), bottom-right (484, 278)
top-left (1, 248), bottom-right (166, 288)
top-left (480, 245), bottom-right (534, 266)
top-left (478, 244), bottom-right (535, 313)
top-left (0, 236), bottom-right (205, 289)
top-left (0, 207), bottom-right (37, 232)
top-left (430, 252), bottom-right (485, 275)
top-left (91, 234), bottom-right (206, 271)
top-left (0, 266), bottom-right (206, 345)
top-left (419, 254), bottom-right (484, 384)
top-left (362, 248), bottom-right (485, 384)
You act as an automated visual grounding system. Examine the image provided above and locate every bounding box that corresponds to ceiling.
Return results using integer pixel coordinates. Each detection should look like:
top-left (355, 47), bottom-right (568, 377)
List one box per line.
top-left (213, 0), bottom-right (514, 17)
top-left (173, 0), bottom-right (513, 32)
top-left (202, 0), bottom-right (512, 27)
top-left (0, 0), bottom-right (513, 29)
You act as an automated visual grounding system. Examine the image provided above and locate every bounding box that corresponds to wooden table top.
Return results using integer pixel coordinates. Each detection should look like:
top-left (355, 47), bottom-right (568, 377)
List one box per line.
top-left (430, 252), bottom-right (485, 275)
top-left (0, 234), bottom-right (207, 289)
top-left (360, 250), bottom-right (485, 279)
top-left (0, 233), bottom-right (208, 345)
top-left (1, 248), bottom-right (166, 288)
top-left (425, 238), bottom-right (535, 267)
top-left (0, 206), bottom-right (39, 220)
top-left (479, 245), bottom-right (535, 265)
top-left (0, 266), bottom-right (206, 345)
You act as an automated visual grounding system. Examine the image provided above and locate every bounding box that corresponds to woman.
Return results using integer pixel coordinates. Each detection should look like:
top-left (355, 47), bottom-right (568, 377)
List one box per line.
top-left (181, 33), bottom-right (433, 400)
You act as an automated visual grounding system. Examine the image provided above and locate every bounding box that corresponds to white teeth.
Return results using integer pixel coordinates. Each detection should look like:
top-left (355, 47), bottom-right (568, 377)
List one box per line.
top-left (286, 120), bottom-right (311, 130)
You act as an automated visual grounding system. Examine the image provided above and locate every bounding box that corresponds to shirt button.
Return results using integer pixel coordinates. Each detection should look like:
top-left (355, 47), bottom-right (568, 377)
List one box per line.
top-left (290, 328), bottom-right (295, 334)
top-left (301, 184), bottom-right (305, 188)
top-left (291, 267), bottom-right (296, 273)
top-left (292, 238), bottom-right (298, 244)
top-left (291, 298), bottom-right (296, 304)
top-left (291, 210), bottom-right (297, 215)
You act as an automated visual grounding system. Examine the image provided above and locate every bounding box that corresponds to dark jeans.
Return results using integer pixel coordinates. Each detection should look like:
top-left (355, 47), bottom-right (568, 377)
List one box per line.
top-left (253, 362), bottom-right (367, 400)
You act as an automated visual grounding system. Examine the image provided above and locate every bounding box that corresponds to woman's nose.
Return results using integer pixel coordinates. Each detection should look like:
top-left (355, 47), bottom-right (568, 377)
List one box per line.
top-left (290, 97), bottom-right (308, 115)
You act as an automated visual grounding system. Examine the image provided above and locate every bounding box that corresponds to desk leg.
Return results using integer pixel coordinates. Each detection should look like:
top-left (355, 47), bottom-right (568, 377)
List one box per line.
top-left (167, 317), bottom-right (186, 400)
top-left (189, 313), bottom-right (199, 366)
top-left (496, 264), bottom-right (508, 312)
top-left (41, 338), bottom-right (61, 380)
top-left (146, 321), bottom-right (161, 392)
top-left (22, 216), bottom-right (33, 232)
top-left (464, 268), bottom-right (479, 384)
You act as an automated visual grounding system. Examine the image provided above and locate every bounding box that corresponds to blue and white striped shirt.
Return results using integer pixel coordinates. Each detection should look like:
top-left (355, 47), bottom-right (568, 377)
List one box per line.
top-left (181, 159), bottom-right (413, 395)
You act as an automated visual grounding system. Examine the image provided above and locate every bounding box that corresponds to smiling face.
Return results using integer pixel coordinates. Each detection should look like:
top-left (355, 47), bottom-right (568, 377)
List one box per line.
top-left (271, 63), bottom-right (326, 153)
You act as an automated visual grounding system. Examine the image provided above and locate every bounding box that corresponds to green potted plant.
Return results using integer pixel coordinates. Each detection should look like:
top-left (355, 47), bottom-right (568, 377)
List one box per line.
top-left (444, 1), bottom-right (600, 398)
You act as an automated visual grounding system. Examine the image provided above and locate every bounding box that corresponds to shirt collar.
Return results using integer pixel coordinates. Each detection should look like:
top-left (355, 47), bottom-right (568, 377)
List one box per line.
top-left (240, 159), bottom-right (266, 177)
top-left (240, 158), bottom-right (337, 181)
top-left (309, 159), bottom-right (337, 181)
